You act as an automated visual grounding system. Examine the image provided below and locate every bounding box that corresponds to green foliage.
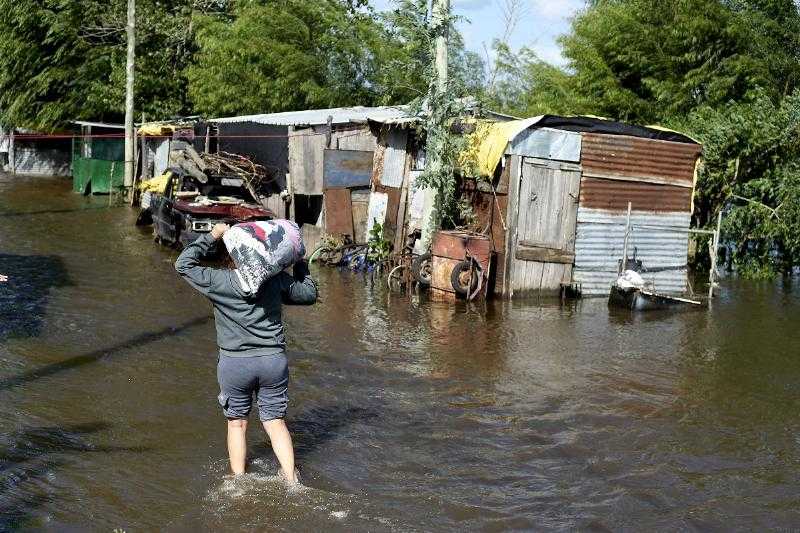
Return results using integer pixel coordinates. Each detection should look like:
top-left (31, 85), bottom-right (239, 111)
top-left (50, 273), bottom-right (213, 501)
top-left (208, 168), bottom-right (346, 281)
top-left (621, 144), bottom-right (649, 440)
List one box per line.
top-left (367, 221), bottom-right (392, 262)
top-left (678, 90), bottom-right (800, 275)
top-left (398, 0), bottom-right (476, 229)
top-left (486, 41), bottom-right (585, 118)
top-left (187, 0), bottom-right (381, 116)
top-left (0, 0), bottom-right (194, 130)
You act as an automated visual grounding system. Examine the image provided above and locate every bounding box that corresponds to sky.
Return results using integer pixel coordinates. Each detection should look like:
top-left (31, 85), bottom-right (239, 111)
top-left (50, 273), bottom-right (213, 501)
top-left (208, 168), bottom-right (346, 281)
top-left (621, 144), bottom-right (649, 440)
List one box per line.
top-left (369, 0), bottom-right (586, 67)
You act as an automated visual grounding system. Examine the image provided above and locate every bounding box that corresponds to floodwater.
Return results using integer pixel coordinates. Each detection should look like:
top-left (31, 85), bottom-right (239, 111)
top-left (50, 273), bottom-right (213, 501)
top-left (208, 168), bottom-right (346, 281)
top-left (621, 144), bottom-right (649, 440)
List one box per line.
top-left (1, 175), bottom-right (800, 532)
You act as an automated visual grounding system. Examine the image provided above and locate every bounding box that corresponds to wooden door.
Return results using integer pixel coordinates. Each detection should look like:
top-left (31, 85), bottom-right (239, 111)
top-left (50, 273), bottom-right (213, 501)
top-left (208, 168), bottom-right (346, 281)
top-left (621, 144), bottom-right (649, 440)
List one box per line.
top-left (511, 158), bottom-right (581, 295)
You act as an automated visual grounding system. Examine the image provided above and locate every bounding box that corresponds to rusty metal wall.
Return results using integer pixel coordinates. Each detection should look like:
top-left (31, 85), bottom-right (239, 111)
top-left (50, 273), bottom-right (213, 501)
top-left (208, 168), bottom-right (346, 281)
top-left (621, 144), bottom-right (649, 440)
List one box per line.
top-left (581, 134), bottom-right (701, 187)
top-left (579, 177), bottom-right (693, 213)
top-left (573, 209), bottom-right (691, 296)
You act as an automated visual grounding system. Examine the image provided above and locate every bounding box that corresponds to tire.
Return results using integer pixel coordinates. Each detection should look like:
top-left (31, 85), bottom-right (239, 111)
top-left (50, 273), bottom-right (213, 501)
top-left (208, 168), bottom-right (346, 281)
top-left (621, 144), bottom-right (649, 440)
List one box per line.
top-left (411, 253), bottom-right (432, 287)
top-left (450, 259), bottom-right (480, 297)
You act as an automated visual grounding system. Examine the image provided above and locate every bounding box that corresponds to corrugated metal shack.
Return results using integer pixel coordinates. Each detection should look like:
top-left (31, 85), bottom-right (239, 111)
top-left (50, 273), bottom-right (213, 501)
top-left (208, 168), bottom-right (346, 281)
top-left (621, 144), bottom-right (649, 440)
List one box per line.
top-left (2, 128), bottom-right (72, 177)
top-left (209, 106), bottom-right (416, 251)
top-left (465, 115), bottom-right (702, 298)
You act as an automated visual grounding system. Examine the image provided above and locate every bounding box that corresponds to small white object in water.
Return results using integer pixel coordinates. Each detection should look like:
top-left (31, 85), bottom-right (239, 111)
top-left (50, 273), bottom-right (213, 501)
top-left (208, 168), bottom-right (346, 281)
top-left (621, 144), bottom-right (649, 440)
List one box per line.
top-left (330, 510), bottom-right (349, 520)
top-left (615, 269), bottom-right (645, 289)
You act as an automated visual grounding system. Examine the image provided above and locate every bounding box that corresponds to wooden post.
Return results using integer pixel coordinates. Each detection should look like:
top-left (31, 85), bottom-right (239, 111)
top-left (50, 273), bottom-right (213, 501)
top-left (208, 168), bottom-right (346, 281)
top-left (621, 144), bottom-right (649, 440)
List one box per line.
top-left (84, 125), bottom-right (92, 158)
top-left (621, 201), bottom-right (632, 274)
top-left (204, 124), bottom-right (210, 154)
top-left (287, 126), bottom-right (295, 221)
top-left (130, 113), bottom-right (145, 206)
top-left (503, 155), bottom-right (522, 299)
top-left (123, 0), bottom-right (136, 195)
top-left (708, 210), bottom-right (722, 299)
top-left (140, 113), bottom-right (147, 178)
top-left (8, 130), bottom-right (15, 174)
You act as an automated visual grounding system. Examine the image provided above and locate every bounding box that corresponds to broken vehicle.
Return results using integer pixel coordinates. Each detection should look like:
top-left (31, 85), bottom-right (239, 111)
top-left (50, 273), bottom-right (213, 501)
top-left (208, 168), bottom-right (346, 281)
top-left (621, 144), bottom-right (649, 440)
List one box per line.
top-left (137, 142), bottom-right (276, 248)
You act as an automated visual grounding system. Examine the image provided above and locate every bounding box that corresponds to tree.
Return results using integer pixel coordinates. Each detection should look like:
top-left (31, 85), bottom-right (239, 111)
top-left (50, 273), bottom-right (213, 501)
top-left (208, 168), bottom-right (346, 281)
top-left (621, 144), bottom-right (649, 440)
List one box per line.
top-left (677, 91), bottom-right (800, 276)
top-left (187, 0), bottom-right (382, 117)
top-left (0, 0), bottom-right (194, 130)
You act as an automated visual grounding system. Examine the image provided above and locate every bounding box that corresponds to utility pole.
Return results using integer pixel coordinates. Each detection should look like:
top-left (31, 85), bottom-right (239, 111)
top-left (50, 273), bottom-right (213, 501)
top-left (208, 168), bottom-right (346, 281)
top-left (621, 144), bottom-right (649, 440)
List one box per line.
top-left (123, 0), bottom-right (136, 197)
top-left (433, 0), bottom-right (450, 94)
top-left (421, 0), bottom-right (450, 248)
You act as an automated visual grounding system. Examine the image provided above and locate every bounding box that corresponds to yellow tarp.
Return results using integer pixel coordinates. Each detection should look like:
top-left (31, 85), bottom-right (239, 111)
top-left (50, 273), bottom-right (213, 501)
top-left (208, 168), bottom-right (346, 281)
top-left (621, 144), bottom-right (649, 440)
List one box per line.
top-left (139, 173), bottom-right (171, 194)
top-left (460, 117), bottom-right (544, 177)
top-left (138, 124), bottom-right (177, 136)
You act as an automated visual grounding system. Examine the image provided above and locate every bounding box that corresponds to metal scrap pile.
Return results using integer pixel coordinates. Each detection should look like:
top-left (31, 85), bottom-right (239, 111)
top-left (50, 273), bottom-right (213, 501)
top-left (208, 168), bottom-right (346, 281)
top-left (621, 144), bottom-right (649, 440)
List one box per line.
top-left (201, 151), bottom-right (274, 204)
top-left (167, 142), bottom-right (275, 206)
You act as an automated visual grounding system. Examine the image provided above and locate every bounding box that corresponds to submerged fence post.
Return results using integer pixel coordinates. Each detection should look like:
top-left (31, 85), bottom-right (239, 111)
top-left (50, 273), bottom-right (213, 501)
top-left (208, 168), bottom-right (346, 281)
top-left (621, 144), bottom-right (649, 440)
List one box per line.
top-left (9, 130), bottom-right (15, 174)
top-left (621, 201), bottom-right (632, 274)
top-left (708, 210), bottom-right (722, 299)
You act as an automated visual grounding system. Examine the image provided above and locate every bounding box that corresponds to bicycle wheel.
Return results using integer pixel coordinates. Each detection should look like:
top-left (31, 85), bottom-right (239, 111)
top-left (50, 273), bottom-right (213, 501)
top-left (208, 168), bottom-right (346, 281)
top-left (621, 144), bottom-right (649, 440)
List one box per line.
top-left (387, 264), bottom-right (409, 292)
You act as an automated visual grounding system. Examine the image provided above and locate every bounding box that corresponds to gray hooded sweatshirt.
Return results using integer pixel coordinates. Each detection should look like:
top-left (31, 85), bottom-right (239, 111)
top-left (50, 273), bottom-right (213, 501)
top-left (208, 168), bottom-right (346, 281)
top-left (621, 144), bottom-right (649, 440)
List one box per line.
top-left (175, 233), bottom-right (317, 357)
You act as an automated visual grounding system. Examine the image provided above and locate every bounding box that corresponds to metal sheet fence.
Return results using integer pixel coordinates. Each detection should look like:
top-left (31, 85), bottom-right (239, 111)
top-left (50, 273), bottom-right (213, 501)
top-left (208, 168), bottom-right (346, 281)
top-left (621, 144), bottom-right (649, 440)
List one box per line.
top-left (72, 157), bottom-right (124, 194)
top-left (573, 209), bottom-right (691, 296)
top-left (14, 148), bottom-right (71, 176)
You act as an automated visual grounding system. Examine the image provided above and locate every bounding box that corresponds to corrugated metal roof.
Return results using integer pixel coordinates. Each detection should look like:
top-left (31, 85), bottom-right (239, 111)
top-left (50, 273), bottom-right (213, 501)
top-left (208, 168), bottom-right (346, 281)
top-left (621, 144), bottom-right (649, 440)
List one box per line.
top-left (210, 106), bottom-right (411, 127)
top-left (579, 177), bottom-right (693, 213)
top-left (72, 120), bottom-right (125, 130)
top-left (573, 209), bottom-right (691, 296)
top-left (581, 133), bottom-right (701, 187)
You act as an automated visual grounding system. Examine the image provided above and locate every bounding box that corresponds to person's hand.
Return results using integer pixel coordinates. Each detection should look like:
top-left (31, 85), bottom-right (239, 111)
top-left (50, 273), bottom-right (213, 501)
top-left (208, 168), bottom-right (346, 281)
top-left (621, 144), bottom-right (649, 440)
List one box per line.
top-left (0, 274), bottom-right (6, 282)
top-left (210, 223), bottom-right (230, 240)
top-left (293, 260), bottom-right (310, 280)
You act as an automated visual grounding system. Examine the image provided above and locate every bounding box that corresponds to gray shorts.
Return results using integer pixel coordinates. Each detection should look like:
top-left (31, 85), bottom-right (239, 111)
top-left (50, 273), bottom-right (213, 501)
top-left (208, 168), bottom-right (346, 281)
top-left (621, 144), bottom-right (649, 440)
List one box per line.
top-left (216, 353), bottom-right (289, 421)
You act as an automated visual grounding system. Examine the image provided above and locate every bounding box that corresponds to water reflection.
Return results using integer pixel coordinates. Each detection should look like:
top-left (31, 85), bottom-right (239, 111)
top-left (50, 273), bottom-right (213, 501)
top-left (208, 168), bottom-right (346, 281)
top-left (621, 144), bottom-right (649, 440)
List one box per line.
top-left (0, 254), bottom-right (71, 340)
top-left (0, 422), bottom-right (148, 531)
top-left (2, 175), bottom-right (800, 530)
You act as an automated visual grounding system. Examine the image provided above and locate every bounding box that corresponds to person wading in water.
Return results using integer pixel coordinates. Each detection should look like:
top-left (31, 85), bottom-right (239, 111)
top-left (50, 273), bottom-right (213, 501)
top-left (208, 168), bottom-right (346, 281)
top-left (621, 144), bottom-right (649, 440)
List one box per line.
top-left (175, 223), bottom-right (317, 483)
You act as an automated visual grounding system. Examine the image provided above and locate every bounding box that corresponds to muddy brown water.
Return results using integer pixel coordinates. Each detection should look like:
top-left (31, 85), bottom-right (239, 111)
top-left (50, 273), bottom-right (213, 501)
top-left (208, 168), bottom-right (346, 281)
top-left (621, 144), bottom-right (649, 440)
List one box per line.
top-left (1, 174), bottom-right (800, 532)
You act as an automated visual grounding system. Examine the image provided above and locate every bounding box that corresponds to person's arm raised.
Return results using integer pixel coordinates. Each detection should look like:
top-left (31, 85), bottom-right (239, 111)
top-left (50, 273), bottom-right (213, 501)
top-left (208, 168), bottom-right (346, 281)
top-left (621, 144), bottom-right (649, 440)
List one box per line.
top-left (174, 224), bottom-right (230, 299)
top-left (279, 260), bottom-right (317, 305)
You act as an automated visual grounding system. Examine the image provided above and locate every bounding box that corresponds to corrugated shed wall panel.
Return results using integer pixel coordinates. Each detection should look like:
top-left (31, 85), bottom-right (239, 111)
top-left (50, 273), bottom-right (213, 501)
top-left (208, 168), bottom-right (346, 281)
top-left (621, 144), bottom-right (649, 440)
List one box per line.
top-left (15, 148), bottom-right (71, 176)
top-left (573, 209), bottom-right (690, 296)
top-left (581, 134), bottom-right (701, 186)
top-left (508, 127), bottom-right (581, 162)
top-left (379, 129), bottom-right (408, 187)
top-left (579, 177), bottom-right (693, 213)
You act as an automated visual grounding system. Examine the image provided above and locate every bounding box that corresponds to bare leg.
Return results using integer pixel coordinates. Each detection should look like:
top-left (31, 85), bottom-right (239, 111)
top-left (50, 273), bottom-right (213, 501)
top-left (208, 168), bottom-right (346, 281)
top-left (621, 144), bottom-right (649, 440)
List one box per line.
top-left (226, 418), bottom-right (248, 475)
top-left (262, 419), bottom-right (296, 484)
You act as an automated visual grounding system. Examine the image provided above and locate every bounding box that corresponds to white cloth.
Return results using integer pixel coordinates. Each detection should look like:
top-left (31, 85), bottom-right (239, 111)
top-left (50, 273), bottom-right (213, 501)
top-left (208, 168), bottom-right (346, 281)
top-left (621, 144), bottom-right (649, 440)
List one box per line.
top-left (615, 270), bottom-right (645, 289)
